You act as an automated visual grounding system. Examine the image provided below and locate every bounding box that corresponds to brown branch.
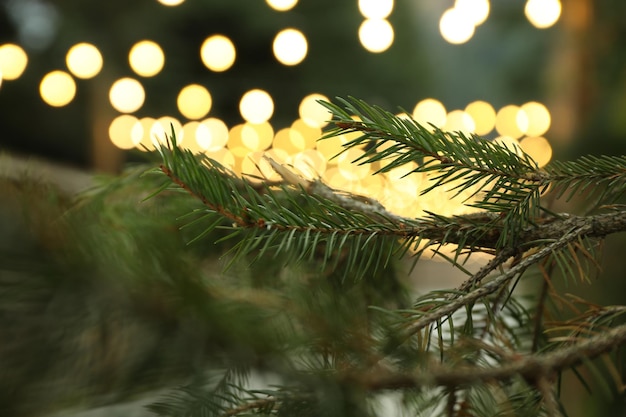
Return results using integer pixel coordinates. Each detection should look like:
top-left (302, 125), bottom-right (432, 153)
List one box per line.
top-left (359, 321), bottom-right (626, 390)
top-left (219, 397), bottom-right (276, 417)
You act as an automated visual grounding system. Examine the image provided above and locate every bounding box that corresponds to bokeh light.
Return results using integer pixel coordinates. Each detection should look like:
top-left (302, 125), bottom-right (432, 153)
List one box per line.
top-left (358, 0), bottom-right (394, 19)
top-left (109, 114), bottom-right (143, 150)
top-left (109, 77), bottom-right (145, 113)
top-left (495, 105), bottom-right (526, 139)
top-left (239, 89), bottom-right (274, 124)
top-left (181, 121), bottom-right (204, 153)
top-left (359, 19), bottom-right (394, 53)
top-left (198, 117), bottom-right (229, 152)
top-left (291, 119), bottom-right (320, 150)
top-left (265, 0), bottom-right (298, 12)
top-left (465, 100), bottom-right (496, 135)
top-left (177, 84), bottom-right (212, 120)
top-left (525, 0), bottom-right (561, 29)
top-left (200, 35), bottom-right (236, 72)
top-left (412, 98), bottom-right (447, 129)
top-left (39, 70), bottom-right (76, 107)
top-left (0, 43), bottom-right (28, 80)
top-left (273, 28), bottom-right (308, 66)
top-left (157, 0), bottom-right (185, 5)
top-left (520, 136), bottom-right (552, 167)
top-left (444, 110), bottom-right (475, 134)
top-left (520, 101), bottom-right (551, 136)
top-left (242, 122), bottom-right (273, 151)
top-left (439, 8), bottom-right (475, 44)
top-left (299, 93), bottom-right (331, 128)
top-left (128, 40), bottom-right (164, 77)
top-left (151, 116), bottom-right (183, 148)
top-left (273, 128), bottom-right (305, 155)
top-left (66, 42), bottom-right (103, 79)
top-left (136, 117), bottom-right (157, 151)
top-left (454, 0), bottom-right (490, 26)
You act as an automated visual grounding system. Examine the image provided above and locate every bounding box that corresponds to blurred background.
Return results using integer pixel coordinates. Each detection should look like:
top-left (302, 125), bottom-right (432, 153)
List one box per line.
top-left (1, 0), bottom-right (626, 416)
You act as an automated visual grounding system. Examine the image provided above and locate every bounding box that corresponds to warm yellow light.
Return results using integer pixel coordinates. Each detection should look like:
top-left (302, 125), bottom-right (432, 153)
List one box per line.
top-left (109, 77), bottom-right (145, 113)
top-left (227, 124), bottom-right (249, 158)
top-left (495, 105), bottom-right (526, 139)
top-left (211, 148), bottom-right (236, 170)
top-left (291, 149), bottom-right (327, 179)
top-left (151, 116), bottom-right (183, 148)
top-left (493, 136), bottom-right (522, 155)
top-left (439, 8), bottom-right (475, 44)
top-left (465, 100), bottom-right (496, 135)
top-left (0, 43), bottom-right (28, 80)
top-left (337, 148), bottom-right (370, 181)
top-left (66, 43), bottom-right (103, 79)
top-left (412, 98), bottom-right (447, 129)
top-left (265, 0), bottom-right (298, 12)
top-left (291, 119), bottom-right (320, 150)
top-left (358, 19), bottom-right (394, 53)
top-left (39, 71), bottom-right (76, 107)
top-left (242, 151), bottom-right (278, 182)
top-left (520, 136), bottom-right (552, 168)
top-left (525, 0), bottom-right (561, 29)
top-left (242, 122), bottom-right (273, 151)
top-left (273, 128), bottom-right (305, 155)
top-left (273, 28), bottom-right (308, 66)
top-left (358, 0), bottom-right (394, 19)
top-left (136, 117), bottom-right (157, 151)
top-left (316, 132), bottom-right (347, 161)
top-left (198, 117), bottom-right (229, 151)
top-left (239, 89), bottom-right (274, 124)
top-left (177, 84), bottom-right (212, 120)
top-left (444, 110), bottom-right (475, 134)
top-left (200, 35), bottom-right (236, 72)
top-left (129, 40), bottom-right (164, 77)
top-left (157, 0), bottom-right (185, 5)
top-left (454, 0), bottom-right (490, 26)
top-left (299, 93), bottom-right (330, 128)
top-left (520, 101), bottom-right (551, 136)
top-left (109, 115), bottom-right (143, 150)
top-left (181, 122), bottom-right (204, 153)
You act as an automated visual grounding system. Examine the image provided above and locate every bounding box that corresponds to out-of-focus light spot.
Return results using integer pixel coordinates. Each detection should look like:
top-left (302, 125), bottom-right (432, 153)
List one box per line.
top-left (291, 149), bottom-right (327, 179)
top-left (227, 124), bottom-right (250, 158)
top-left (0, 43), bottom-right (28, 80)
top-left (359, 19), bottom-right (394, 53)
top-left (181, 121), bottom-right (204, 153)
top-left (109, 115), bottom-right (143, 150)
top-left (465, 100), bottom-right (496, 135)
top-left (211, 148), bottom-right (236, 170)
top-left (273, 28), bottom-right (308, 66)
top-left (200, 35), bottom-right (236, 72)
top-left (39, 70), bottom-right (76, 107)
top-left (66, 43), bottom-right (103, 79)
top-left (129, 40), bottom-right (164, 77)
top-left (151, 116), bottom-right (182, 148)
top-left (299, 93), bottom-right (330, 128)
top-left (136, 117), bottom-right (157, 151)
top-left (525, 0), bottom-right (561, 29)
top-left (358, 0), bottom-right (393, 19)
top-left (385, 162), bottom-right (420, 200)
top-left (412, 98), bottom-right (447, 129)
top-left (273, 128), bottom-right (305, 155)
top-left (291, 119), bottom-right (320, 150)
top-left (494, 136), bottom-right (523, 155)
top-left (337, 148), bottom-right (370, 181)
top-left (520, 136), bottom-right (552, 167)
top-left (439, 8), bottom-right (475, 44)
top-left (109, 77), bottom-right (145, 113)
top-left (444, 110), bottom-right (475, 134)
top-left (520, 101), bottom-right (551, 136)
top-left (242, 122), bottom-right (273, 151)
top-left (316, 132), bottom-right (347, 161)
top-left (157, 0), bottom-right (185, 5)
top-left (177, 84), bottom-right (212, 120)
top-left (266, 0), bottom-right (298, 12)
top-left (495, 105), bottom-right (526, 139)
top-left (454, 0), bottom-right (490, 26)
top-left (199, 117), bottom-right (229, 151)
top-left (240, 89), bottom-right (274, 124)
top-left (242, 151), bottom-right (277, 182)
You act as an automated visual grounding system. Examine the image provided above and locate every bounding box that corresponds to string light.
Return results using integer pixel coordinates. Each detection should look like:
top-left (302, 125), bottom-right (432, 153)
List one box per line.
top-left (265, 0), bottom-right (298, 12)
top-left (109, 115), bottom-right (142, 149)
top-left (413, 99), bottom-right (447, 129)
top-left (454, 0), bottom-right (490, 26)
top-left (177, 84), bottom-right (212, 120)
top-left (0, 43), bottom-right (28, 80)
top-left (129, 40), bottom-right (165, 77)
top-left (109, 77), bottom-right (145, 113)
top-left (299, 93), bottom-right (330, 128)
top-left (358, 0), bottom-right (394, 19)
top-left (495, 105), bottom-right (526, 139)
top-left (199, 117), bottom-right (229, 151)
top-left (525, 0), bottom-right (561, 29)
top-left (444, 110), bottom-right (475, 134)
top-left (359, 19), bottom-right (394, 53)
top-left (239, 89), bottom-right (274, 124)
top-left (520, 136), bottom-right (552, 167)
top-left (273, 28), bottom-right (308, 66)
top-left (66, 43), bottom-right (103, 79)
top-left (465, 100), bottom-right (496, 135)
top-left (200, 35), bottom-right (236, 72)
top-left (39, 70), bottom-right (76, 107)
top-left (157, 0), bottom-right (185, 5)
top-left (520, 101), bottom-right (551, 136)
